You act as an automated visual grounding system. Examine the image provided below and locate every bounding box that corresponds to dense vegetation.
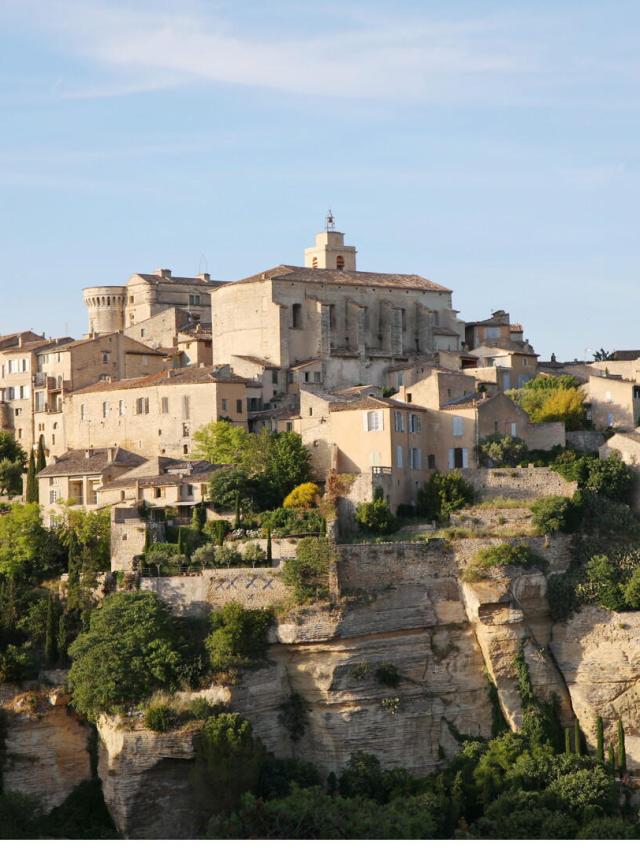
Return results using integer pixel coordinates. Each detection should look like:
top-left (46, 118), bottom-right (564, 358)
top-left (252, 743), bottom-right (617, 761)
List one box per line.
top-left (508, 375), bottom-right (588, 429)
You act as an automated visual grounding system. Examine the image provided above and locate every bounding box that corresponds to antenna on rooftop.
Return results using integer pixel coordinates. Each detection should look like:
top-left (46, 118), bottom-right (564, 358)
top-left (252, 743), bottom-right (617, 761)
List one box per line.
top-left (325, 209), bottom-right (336, 232)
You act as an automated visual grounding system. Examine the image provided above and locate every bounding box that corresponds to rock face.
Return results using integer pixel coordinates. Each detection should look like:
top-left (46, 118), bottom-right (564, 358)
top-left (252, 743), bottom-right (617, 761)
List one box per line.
top-left (1, 686), bottom-right (92, 811)
top-left (551, 607), bottom-right (640, 769)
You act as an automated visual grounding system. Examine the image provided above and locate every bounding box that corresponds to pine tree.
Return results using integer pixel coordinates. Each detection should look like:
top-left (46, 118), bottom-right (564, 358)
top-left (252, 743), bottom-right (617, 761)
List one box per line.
top-left (574, 718), bottom-right (581, 756)
top-left (266, 527), bottom-right (272, 565)
top-left (44, 594), bottom-right (58, 666)
top-left (617, 719), bottom-right (626, 772)
top-left (36, 434), bottom-right (46, 472)
top-left (25, 450), bottom-right (38, 503)
top-left (596, 716), bottom-right (605, 762)
top-left (564, 727), bottom-right (571, 754)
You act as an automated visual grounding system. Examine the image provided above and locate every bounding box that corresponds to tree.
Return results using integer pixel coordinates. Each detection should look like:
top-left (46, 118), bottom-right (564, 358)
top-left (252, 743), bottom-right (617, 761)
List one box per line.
top-left (531, 496), bottom-right (573, 535)
top-left (261, 432), bottom-right (312, 507)
top-left (479, 433), bottom-right (528, 468)
top-left (355, 496), bottom-right (400, 535)
top-left (282, 538), bottom-right (334, 604)
top-left (509, 375), bottom-right (586, 428)
top-left (208, 468), bottom-right (255, 511)
top-left (596, 717), bottom-right (605, 763)
top-left (205, 602), bottom-right (273, 671)
top-left (44, 593), bottom-right (58, 667)
top-left (144, 542), bottom-right (182, 576)
top-left (192, 501), bottom-right (207, 532)
top-left (36, 434), bottom-right (47, 472)
top-left (266, 527), bottom-right (272, 564)
top-left (416, 472), bottom-right (474, 522)
top-left (25, 450), bottom-right (38, 503)
top-left (0, 431), bottom-right (27, 499)
top-left (243, 542), bottom-right (265, 568)
top-left (593, 349), bottom-right (613, 362)
top-left (192, 421), bottom-right (251, 465)
top-left (616, 720), bottom-right (626, 772)
top-left (0, 503), bottom-right (47, 577)
top-left (67, 592), bottom-right (185, 719)
top-left (283, 482), bottom-right (321, 509)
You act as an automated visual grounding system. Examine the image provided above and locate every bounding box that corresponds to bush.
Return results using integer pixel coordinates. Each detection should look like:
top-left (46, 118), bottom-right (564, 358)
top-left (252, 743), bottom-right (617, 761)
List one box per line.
top-left (283, 482), bottom-right (321, 509)
top-left (260, 507), bottom-right (324, 536)
top-left (471, 543), bottom-right (547, 572)
top-left (144, 703), bottom-right (178, 732)
top-left (282, 538), bottom-right (333, 604)
top-left (355, 497), bottom-right (400, 535)
top-left (530, 496), bottom-right (573, 535)
top-left (188, 697), bottom-right (223, 720)
top-left (417, 472), bottom-right (474, 523)
top-left (205, 602), bottom-right (273, 672)
top-left (479, 434), bottom-right (528, 468)
top-left (68, 592), bottom-right (186, 719)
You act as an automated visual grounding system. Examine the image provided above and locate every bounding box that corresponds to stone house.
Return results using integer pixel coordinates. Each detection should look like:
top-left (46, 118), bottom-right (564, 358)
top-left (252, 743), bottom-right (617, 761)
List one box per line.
top-left (100, 457), bottom-right (219, 571)
top-left (587, 374), bottom-right (640, 431)
top-left (464, 346), bottom-right (538, 392)
top-left (212, 223), bottom-right (464, 391)
top-left (0, 335), bottom-right (73, 454)
top-left (464, 310), bottom-right (528, 350)
top-left (64, 365), bottom-right (256, 459)
top-left (36, 447), bottom-right (146, 525)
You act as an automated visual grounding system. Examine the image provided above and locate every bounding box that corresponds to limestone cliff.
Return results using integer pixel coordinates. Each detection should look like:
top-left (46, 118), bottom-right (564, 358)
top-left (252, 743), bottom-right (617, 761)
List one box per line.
top-left (1, 685), bottom-right (92, 812)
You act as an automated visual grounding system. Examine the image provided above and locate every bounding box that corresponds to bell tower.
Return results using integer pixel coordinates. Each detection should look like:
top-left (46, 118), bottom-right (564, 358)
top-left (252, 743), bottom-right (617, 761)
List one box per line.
top-left (304, 210), bottom-right (357, 271)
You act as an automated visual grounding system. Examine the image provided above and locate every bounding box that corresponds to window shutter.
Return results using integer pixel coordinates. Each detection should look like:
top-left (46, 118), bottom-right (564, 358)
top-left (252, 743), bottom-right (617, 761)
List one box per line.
top-left (396, 445), bottom-right (403, 468)
top-left (448, 449), bottom-right (455, 470)
top-left (362, 412), bottom-right (370, 432)
top-left (462, 448), bottom-right (469, 468)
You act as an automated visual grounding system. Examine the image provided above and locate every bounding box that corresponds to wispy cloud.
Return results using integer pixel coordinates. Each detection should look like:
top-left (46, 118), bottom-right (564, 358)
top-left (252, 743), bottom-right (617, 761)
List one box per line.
top-left (1, 0), bottom-right (536, 102)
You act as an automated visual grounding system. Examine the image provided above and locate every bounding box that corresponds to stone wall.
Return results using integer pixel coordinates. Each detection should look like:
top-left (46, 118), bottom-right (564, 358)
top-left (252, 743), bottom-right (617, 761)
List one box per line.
top-left (527, 421), bottom-right (566, 451)
top-left (141, 566), bottom-right (287, 614)
top-left (566, 430), bottom-right (605, 453)
top-left (463, 466), bottom-right (576, 501)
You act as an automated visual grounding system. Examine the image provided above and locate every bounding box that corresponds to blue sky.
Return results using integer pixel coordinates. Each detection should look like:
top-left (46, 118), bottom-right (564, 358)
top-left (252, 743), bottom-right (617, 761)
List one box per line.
top-left (1, 0), bottom-right (639, 359)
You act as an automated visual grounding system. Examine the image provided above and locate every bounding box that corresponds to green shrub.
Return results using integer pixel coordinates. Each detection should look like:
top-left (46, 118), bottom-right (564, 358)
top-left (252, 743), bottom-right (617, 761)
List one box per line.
top-left (530, 496), bottom-right (573, 535)
top-left (417, 472), bottom-right (474, 523)
top-left (188, 697), bottom-right (224, 720)
top-left (471, 543), bottom-right (547, 572)
top-left (281, 538), bottom-right (333, 603)
top-left (144, 703), bottom-right (178, 732)
top-left (355, 498), bottom-right (400, 535)
top-left (205, 602), bottom-right (273, 672)
top-left (479, 433), bottom-right (528, 468)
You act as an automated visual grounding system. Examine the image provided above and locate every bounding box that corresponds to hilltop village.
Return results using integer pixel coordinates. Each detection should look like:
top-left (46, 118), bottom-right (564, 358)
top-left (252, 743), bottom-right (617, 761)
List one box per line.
top-left (2, 218), bottom-right (640, 839)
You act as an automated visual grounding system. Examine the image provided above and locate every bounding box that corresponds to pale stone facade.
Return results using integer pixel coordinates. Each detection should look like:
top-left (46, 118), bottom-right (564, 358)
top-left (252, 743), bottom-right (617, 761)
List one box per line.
top-left (65, 365), bottom-right (253, 459)
top-left (212, 226), bottom-right (464, 390)
top-left (587, 373), bottom-right (640, 431)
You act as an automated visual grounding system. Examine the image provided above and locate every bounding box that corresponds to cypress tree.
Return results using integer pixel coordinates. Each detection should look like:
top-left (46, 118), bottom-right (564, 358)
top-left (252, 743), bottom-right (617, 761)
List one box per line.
top-left (266, 527), bottom-right (272, 565)
top-left (596, 716), bottom-right (605, 762)
top-left (25, 450), bottom-right (38, 503)
top-left (234, 492), bottom-right (241, 529)
top-left (57, 612), bottom-right (68, 666)
top-left (67, 530), bottom-right (82, 611)
top-left (192, 501), bottom-right (206, 532)
top-left (44, 594), bottom-right (57, 666)
top-left (216, 521), bottom-right (225, 547)
top-left (36, 434), bottom-right (46, 471)
top-left (608, 743), bottom-right (616, 769)
top-left (574, 718), bottom-right (581, 756)
top-left (564, 727), bottom-right (571, 754)
top-left (617, 719), bottom-right (626, 772)
top-left (178, 526), bottom-right (187, 556)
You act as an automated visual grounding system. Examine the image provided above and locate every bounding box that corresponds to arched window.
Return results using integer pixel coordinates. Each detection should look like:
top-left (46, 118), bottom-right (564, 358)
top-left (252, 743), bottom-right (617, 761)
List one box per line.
top-left (336, 255), bottom-right (345, 270)
top-left (312, 256), bottom-right (318, 269)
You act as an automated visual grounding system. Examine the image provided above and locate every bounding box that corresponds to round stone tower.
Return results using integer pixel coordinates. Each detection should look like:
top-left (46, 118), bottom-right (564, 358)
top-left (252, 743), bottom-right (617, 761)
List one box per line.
top-left (83, 286), bottom-right (126, 335)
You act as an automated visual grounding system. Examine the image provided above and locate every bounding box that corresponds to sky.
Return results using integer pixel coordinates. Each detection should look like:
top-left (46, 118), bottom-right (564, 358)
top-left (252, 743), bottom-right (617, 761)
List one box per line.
top-left (1, 0), bottom-right (639, 360)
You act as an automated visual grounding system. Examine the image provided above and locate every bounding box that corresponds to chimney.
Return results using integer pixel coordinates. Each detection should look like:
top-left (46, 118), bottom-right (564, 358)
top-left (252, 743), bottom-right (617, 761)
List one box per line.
top-left (107, 447), bottom-right (116, 463)
top-left (153, 268), bottom-right (172, 278)
top-left (85, 450), bottom-right (92, 459)
top-left (196, 272), bottom-right (210, 282)
top-left (52, 455), bottom-right (59, 464)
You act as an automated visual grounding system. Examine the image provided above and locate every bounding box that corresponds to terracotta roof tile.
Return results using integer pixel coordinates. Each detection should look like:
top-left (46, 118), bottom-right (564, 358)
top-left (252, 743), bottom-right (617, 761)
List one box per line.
top-left (224, 264), bottom-right (451, 293)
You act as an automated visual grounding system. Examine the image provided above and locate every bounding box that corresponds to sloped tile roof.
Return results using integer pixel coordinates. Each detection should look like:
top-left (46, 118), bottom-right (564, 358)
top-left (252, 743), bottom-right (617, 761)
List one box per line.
top-left (224, 265), bottom-right (451, 293)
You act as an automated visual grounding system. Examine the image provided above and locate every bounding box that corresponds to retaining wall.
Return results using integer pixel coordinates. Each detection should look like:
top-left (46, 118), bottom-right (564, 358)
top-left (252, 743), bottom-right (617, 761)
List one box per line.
top-left (463, 467), bottom-right (576, 501)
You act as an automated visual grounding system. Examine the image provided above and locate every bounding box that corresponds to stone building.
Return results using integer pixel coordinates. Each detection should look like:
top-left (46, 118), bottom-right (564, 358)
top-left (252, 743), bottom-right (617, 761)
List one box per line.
top-left (36, 447), bottom-right (146, 525)
top-left (212, 220), bottom-right (464, 391)
top-left (99, 457), bottom-right (218, 571)
top-left (83, 268), bottom-right (225, 336)
top-left (464, 310), bottom-right (528, 351)
top-left (587, 373), bottom-right (640, 431)
top-left (64, 365), bottom-right (256, 458)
